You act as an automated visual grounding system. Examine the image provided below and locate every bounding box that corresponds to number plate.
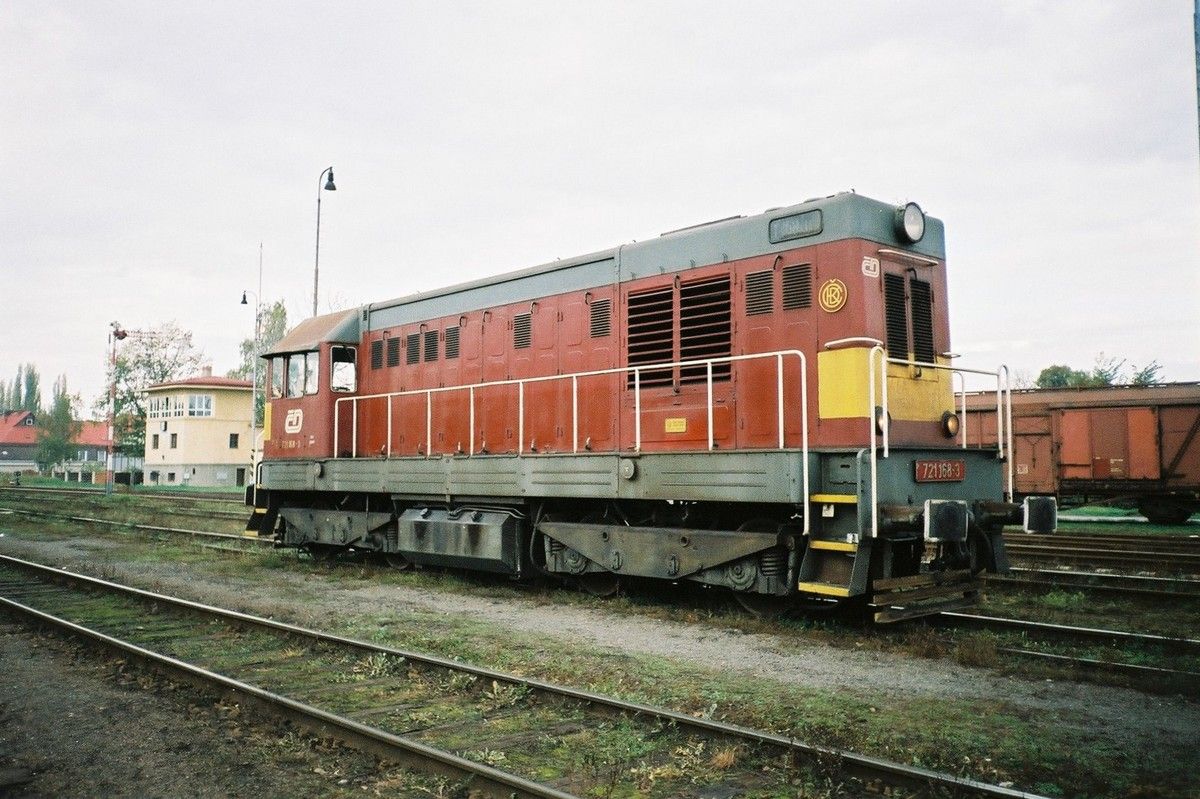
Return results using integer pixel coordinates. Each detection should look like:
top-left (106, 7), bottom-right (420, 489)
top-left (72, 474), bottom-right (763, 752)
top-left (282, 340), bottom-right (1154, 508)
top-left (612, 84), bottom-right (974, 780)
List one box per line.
top-left (914, 459), bottom-right (966, 482)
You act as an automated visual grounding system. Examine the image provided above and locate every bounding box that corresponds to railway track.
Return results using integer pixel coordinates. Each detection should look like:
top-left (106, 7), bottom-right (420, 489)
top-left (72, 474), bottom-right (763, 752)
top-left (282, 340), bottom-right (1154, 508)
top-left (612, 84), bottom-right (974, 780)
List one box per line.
top-left (934, 612), bottom-right (1200, 692)
top-left (1002, 539), bottom-right (1200, 574)
top-left (0, 554), bottom-right (1040, 798)
top-left (0, 485), bottom-right (244, 505)
top-left (0, 507), bottom-right (269, 550)
top-left (987, 568), bottom-right (1200, 599)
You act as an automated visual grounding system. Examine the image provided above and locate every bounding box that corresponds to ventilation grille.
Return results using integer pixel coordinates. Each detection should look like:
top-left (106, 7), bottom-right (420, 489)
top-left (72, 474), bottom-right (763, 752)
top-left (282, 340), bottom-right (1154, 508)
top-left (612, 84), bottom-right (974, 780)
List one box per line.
top-left (370, 339), bottom-right (383, 370)
top-left (782, 264), bottom-right (812, 310)
top-left (424, 330), bottom-right (438, 361)
top-left (627, 287), bottom-right (674, 388)
top-left (386, 336), bottom-right (400, 368)
top-left (406, 333), bottom-right (420, 365)
top-left (745, 270), bottom-right (773, 316)
top-left (910, 278), bottom-right (935, 364)
top-left (513, 313), bottom-right (532, 349)
top-left (445, 326), bottom-right (460, 359)
top-left (884, 273), bottom-right (908, 357)
top-left (590, 298), bottom-right (612, 338)
top-left (679, 275), bottom-right (731, 384)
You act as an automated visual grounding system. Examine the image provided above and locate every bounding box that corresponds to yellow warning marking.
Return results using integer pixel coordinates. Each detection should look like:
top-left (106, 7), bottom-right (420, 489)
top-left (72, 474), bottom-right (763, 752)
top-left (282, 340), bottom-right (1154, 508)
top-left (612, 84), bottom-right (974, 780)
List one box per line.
top-left (664, 417), bottom-right (687, 434)
top-left (798, 581), bottom-right (852, 597)
top-left (809, 539), bottom-right (858, 552)
top-left (810, 493), bottom-right (857, 504)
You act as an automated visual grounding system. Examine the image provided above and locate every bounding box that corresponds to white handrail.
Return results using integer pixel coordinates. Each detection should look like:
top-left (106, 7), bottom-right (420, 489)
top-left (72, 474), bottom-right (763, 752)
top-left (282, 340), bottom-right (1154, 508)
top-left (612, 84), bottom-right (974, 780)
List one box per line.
top-left (332, 349), bottom-right (811, 534)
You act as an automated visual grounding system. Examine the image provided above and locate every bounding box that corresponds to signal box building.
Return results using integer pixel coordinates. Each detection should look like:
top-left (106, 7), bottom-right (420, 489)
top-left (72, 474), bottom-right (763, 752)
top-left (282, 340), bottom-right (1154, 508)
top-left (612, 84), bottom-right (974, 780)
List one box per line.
top-left (143, 371), bottom-right (253, 487)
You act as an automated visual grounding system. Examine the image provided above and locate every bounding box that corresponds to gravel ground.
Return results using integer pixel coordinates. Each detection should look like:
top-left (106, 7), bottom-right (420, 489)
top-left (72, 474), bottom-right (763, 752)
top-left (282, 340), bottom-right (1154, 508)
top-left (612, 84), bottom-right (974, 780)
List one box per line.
top-left (2, 532), bottom-right (1196, 752)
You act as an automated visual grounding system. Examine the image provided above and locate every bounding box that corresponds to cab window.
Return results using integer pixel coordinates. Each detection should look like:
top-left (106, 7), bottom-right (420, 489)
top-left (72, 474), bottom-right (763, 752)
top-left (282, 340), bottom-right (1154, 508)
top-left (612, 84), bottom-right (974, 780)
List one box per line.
top-left (331, 346), bottom-right (357, 392)
top-left (304, 351), bottom-right (320, 395)
top-left (287, 356), bottom-right (303, 398)
top-left (270, 357), bottom-right (284, 398)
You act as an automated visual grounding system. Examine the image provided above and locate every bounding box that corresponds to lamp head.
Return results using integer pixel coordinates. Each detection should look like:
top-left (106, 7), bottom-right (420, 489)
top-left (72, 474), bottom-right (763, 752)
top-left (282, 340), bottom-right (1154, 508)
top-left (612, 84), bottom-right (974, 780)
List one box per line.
top-left (241, 291), bottom-right (248, 305)
top-left (324, 167), bottom-right (336, 191)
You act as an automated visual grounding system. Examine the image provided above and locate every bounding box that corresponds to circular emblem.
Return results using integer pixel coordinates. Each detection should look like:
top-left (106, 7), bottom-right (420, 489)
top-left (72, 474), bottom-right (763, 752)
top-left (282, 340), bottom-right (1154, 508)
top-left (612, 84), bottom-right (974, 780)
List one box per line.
top-left (818, 279), bottom-right (847, 313)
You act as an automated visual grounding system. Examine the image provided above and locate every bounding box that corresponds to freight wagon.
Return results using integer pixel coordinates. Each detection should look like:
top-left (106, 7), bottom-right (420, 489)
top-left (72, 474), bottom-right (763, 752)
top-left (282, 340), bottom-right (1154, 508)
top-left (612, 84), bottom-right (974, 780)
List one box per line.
top-left (963, 383), bottom-right (1200, 524)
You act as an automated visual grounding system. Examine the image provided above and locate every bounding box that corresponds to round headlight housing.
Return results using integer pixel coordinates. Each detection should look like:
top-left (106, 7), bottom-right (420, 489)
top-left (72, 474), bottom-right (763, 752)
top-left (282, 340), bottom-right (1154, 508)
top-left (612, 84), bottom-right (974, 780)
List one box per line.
top-left (894, 202), bottom-right (925, 243)
top-left (874, 406), bottom-right (892, 436)
top-left (941, 410), bottom-right (961, 439)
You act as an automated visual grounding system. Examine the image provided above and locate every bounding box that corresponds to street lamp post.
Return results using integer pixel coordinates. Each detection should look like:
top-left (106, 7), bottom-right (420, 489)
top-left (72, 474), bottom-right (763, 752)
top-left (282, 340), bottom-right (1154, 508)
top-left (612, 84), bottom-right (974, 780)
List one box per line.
top-left (106, 321), bottom-right (128, 496)
top-left (313, 166), bottom-right (337, 317)
top-left (240, 288), bottom-right (260, 465)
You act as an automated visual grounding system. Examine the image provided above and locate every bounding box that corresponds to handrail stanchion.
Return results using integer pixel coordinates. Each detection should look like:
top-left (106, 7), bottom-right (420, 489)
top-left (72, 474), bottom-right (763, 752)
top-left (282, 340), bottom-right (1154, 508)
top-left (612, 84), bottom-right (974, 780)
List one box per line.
top-left (776, 353), bottom-right (785, 449)
top-left (572, 376), bottom-right (579, 453)
top-left (867, 345), bottom-right (882, 539)
top-left (953, 371), bottom-right (966, 449)
top-left (994, 375), bottom-right (1005, 461)
top-left (425, 390), bottom-right (432, 458)
top-left (1001, 365), bottom-right (1014, 501)
top-left (351, 402), bottom-right (358, 459)
top-left (386, 397), bottom-right (393, 458)
top-left (706, 361), bottom-right (714, 451)
top-left (634, 369), bottom-right (641, 452)
top-left (518, 382), bottom-right (525, 455)
top-left (334, 399), bottom-right (341, 457)
top-left (468, 386), bottom-right (475, 456)
top-left (798, 352), bottom-right (809, 536)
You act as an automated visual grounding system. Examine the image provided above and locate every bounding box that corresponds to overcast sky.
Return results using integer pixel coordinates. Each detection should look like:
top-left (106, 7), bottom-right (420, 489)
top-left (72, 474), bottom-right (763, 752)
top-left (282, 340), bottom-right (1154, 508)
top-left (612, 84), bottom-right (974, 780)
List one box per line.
top-left (2, 1), bottom-right (1198, 412)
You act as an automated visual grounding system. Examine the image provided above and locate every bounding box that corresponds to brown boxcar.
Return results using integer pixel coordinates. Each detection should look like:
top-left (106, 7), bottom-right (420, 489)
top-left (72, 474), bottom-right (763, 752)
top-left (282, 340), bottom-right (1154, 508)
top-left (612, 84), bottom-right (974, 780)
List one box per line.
top-left (964, 383), bottom-right (1200, 524)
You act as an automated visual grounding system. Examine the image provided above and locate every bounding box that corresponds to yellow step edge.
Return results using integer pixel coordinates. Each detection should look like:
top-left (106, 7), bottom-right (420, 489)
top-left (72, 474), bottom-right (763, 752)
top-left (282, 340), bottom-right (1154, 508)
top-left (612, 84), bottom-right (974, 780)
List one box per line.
top-left (810, 493), bottom-right (858, 504)
top-left (809, 539), bottom-right (858, 552)
top-left (797, 581), bottom-right (852, 597)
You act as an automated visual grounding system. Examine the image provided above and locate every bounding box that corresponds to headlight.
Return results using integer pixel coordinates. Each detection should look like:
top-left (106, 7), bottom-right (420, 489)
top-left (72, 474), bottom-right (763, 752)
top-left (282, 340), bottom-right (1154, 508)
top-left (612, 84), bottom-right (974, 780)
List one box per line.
top-left (941, 410), bottom-right (960, 438)
top-left (874, 406), bottom-right (891, 436)
top-left (894, 202), bottom-right (925, 243)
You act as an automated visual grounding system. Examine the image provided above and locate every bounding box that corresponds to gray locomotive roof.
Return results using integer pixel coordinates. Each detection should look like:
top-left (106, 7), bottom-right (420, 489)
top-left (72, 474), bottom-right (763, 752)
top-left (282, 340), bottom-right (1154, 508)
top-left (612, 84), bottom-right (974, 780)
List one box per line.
top-left (264, 309), bottom-right (360, 356)
top-left (361, 191), bottom-right (944, 331)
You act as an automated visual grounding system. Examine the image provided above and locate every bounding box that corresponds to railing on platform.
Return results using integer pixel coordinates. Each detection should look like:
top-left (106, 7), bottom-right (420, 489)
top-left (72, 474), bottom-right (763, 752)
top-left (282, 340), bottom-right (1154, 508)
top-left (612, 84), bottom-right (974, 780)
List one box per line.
top-left (824, 338), bottom-right (1014, 540)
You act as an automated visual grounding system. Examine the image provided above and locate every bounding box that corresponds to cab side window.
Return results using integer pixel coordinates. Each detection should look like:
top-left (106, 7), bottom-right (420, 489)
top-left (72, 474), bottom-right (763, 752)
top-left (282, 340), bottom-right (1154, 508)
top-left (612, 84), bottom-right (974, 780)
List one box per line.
top-left (270, 357), bottom-right (284, 398)
top-left (287, 356), bottom-right (303, 398)
top-left (304, 351), bottom-right (320, 395)
top-left (331, 346), bottom-right (357, 393)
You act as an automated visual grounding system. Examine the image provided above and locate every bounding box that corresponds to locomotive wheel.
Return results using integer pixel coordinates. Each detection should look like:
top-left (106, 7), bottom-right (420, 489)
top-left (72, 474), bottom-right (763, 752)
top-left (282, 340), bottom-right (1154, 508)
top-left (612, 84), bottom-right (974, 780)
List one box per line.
top-left (382, 552), bottom-right (411, 570)
top-left (577, 571), bottom-right (620, 598)
top-left (733, 592), bottom-right (791, 617)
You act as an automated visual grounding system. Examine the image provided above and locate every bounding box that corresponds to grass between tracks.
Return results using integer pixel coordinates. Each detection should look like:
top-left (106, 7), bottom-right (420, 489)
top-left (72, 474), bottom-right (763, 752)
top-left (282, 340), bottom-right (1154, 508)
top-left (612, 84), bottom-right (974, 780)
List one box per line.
top-left (2, 514), bottom-right (1197, 797)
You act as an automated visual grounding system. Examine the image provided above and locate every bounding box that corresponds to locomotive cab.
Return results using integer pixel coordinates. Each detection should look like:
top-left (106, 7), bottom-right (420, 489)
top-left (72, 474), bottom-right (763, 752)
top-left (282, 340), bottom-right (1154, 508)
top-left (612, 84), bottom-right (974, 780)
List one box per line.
top-left (260, 310), bottom-right (360, 462)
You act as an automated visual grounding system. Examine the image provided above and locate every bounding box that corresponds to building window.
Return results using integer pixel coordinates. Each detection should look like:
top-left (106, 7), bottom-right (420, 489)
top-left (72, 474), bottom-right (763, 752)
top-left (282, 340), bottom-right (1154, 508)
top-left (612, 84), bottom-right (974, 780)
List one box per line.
top-left (170, 433), bottom-right (178, 449)
top-left (167, 472), bottom-right (176, 482)
top-left (152, 434), bottom-right (159, 450)
top-left (172, 398), bottom-right (184, 417)
top-left (188, 394), bottom-right (213, 417)
top-left (229, 433), bottom-right (239, 449)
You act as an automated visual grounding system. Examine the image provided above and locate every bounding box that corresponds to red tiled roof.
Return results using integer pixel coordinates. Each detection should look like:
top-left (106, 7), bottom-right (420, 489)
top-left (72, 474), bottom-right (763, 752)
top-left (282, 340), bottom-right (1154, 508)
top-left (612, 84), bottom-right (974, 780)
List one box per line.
top-left (0, 412), bottom-right (110, 447)
top-left (0, 411), bottom-right (37, 445)
top-left (148, 376), bottom-right (252, 391)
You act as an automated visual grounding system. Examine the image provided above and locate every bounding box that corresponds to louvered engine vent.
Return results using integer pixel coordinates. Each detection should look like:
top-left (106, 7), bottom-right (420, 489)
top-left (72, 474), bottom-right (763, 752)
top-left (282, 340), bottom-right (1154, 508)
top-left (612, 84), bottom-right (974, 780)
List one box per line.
top-left (370, 339), bottom-right (383, 370)
top-left (782, 264), bottom-right (812, 310)
top-left (590, 298), bottom-right (612, 338)
top-left (406, 333), bottom-right (420, 365)
top-left (745, 270), bottom-right (773, 315)
top-left (884, 273), bottom-right (908, 357)
top-left (386, 336), bottom-right (400, 368)
top-left (444, 326), bottom-right (460, 359)
top-left (910, 278), bottom-right (935, 364)
top-left (424, 329), bottom-right (438, 361)
top-left (679, 275), bottom-right (731, 384)
top-left (627, 287), bottom-right (674, 387)
top-left (513, 313), bottom-right (532, 349)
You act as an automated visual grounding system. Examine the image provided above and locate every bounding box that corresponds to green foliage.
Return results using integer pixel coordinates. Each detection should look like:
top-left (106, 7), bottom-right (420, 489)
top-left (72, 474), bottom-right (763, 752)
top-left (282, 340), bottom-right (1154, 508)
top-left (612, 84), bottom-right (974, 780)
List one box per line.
top-left (1035, 353), bottom-right (1165, 388)
top-left (0, 363), bottom-right (41, 412)
top-left (35, 376), bottom-right (82, 469)
top-left (94, 321), bottom-right (206, 455)
top-left (227, 299), bottom-right (288, 425)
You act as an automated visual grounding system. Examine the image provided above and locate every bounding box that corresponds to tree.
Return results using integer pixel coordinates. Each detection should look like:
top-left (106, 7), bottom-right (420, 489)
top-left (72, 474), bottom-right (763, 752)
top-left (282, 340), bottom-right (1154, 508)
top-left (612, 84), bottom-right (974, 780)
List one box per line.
top-left (0, 364), bottom-right (41, 412)
top-left (95, 321), bottom-right (206, 455)
top-left (36, 376), bottom-right (81, 470)
top-left (1035, 353), bottom-right (1166, 389)
top-left (227, 300), bottom-right (288, 425)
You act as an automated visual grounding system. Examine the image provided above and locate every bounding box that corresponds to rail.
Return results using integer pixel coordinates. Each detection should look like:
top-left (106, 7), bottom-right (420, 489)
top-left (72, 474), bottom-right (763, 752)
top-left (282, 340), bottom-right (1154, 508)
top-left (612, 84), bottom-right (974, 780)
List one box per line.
top-left (824, 339), bottom-right (1013, 538)
top-left (334, 350), bottom-right (810, 527)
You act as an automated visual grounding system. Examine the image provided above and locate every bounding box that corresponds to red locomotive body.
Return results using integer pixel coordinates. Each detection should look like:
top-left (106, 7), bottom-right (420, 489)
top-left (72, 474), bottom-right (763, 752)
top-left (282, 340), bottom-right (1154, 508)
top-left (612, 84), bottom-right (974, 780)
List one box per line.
top-left (253, 193), bottom-right (1039, 620)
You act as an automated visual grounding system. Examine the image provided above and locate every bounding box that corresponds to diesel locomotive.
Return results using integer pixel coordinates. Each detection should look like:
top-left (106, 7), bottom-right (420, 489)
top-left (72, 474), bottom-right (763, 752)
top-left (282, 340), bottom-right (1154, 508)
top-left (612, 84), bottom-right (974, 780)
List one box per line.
top-left (247, 192), bottom-right (1055, 621)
